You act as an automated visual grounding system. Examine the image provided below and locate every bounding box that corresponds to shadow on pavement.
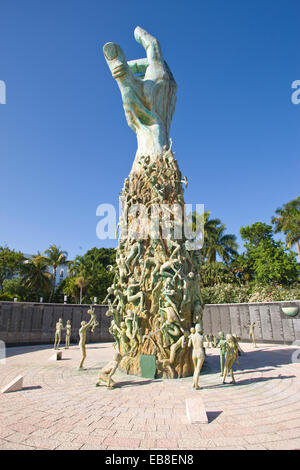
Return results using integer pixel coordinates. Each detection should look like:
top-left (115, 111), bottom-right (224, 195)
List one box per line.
top-left (207, 411), bottom-right (223, 423)
top-left (6, 344), bottom-right (53, 358)
top-left (22, 385), bottom-right (42, 391)
top-left (115, 379), bottom-right (163, 388)
top-left (201, 374), bottom-right (295, 390)
top-left (205, 347), bottom-right (299, 376)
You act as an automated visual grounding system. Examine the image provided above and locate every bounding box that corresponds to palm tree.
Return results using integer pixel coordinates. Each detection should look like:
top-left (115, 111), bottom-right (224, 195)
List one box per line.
top-left (63, 277), bottom-right (79, 303)
top-left (44, 245), bottom-right (68, 302)
top-left (189, 211), bottom-right (223, 260)
top-left (75, 275), bottom-right (89, 304)
top-left (204, 223), bottom-right (238, 264)
top-left (193, 211), bottom-right (238, 264)
top-left (67, 259), bottom-right (80, 278)
top-left (272, 197), bottom-right (300, 263)
top-left (22, 254), bottom-right (52, 298)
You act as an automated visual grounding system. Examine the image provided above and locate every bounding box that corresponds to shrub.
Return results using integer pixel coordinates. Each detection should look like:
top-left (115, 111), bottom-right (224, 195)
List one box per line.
top-left (201, 283), bottom-right (300, 304)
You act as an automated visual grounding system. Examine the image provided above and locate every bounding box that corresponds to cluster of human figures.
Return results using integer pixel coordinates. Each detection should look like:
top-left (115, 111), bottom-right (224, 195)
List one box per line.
top-left (216, 332), bottom-right (243, 385)
top-left (53, 306), bottom-right (100, 369)
top-left (94, 324), bottom-right (241, 391)
top-left (204, 327), bottom-right (258, 385)
top-left (102, 143), bottom-right (203, 378)
top-left (187, 327), bottom-right (242, 389)
top-left (100, 27), bottom-right (203, 378)
top-left (204, 334), bottom-right (218, 348)
top-left (54, 318), bottom-right (72, 350)
top-left (96, 325), bottom-right (200, 390)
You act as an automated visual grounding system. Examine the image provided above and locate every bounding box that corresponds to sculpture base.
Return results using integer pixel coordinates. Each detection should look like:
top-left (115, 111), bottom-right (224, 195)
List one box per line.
top-left (119, 348), bottom-right (194, 379)
top-left (107, 147), bottom-right (203, 380)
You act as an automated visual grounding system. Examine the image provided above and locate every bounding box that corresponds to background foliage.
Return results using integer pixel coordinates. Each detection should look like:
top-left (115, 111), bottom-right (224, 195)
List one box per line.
top-left (0, 197), bottom-right (299, 304)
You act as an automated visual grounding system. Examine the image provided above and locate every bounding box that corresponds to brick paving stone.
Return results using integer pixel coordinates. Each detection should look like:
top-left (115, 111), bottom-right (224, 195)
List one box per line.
top-left (115, 430), bottom-right (146, 440)
top-left (138, 439), bottom-right (156, 449)
top-left (0, 426), bottom-right (14, 439)
top-left (244, 444), bottom-right (267, 450)
top-left (264, 439), bottom-right (300, 450)
top-left (80, 444), bottom-right (108, 450)
top-left (1, 342), bottom-right (300, 450)
top-left (213, 445), bottom-right (247, 450)
top-left (277, 428), bottom-right (300, 439)
top-left (103, 437), bottom-right (141, 448)
top-left (3, 432), bottom-right (28, 444)
top-left (156, 439), bottom-right (179, 449)
top-left (245, 433), bottom-right (281, 444)
top-left (212, 437), bottom-right (248, 447)
top-left (0, 441), bottom-right (36, 450)
top-left (9, 423), bottom-right (37, 434)
top-left (178, 438), bottom-right (215, 449)
top-left (55, 442), bottom-right (84, 450)
top-left (23, 437), bottom-right (59, 450)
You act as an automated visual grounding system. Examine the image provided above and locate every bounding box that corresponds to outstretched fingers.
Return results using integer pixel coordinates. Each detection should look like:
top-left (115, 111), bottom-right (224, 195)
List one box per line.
top-left (134, 26), bottom-right (163, 64)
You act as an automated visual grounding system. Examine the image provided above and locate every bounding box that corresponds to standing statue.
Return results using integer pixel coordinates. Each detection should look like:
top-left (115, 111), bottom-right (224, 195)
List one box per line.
top-left (246, 321), bottom-right (258, 348)
top-left (217, 331), bottom-right (227, 376)
top-left (188, 324), bottom-right (205, 390)
top-left (102, 27), bottom-right (201, 378)
top-left (222, 334), bottom-right (239, 385)
top-left (65, 320), bottom-right (72, 349)
top-left (205, 334), bottom-right (214, 349)
top-left (54, 318), bottom-right (64, 350)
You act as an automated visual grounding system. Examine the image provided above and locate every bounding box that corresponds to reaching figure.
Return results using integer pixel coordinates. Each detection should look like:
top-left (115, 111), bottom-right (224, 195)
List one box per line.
top-left (246, 321), bottom-right (258, 348)
top-left (78, 317), bottom-right (94, 370)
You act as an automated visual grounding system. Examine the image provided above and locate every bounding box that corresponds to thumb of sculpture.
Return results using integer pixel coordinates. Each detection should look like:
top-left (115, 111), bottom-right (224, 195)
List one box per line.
top-left (103, 42), bottom-right (130, 81)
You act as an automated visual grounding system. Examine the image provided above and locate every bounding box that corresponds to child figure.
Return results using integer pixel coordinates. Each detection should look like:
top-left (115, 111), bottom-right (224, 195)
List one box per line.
top-left (87, 306), bottom-right (99, 333)
top-left (65, 320), bottom-right (71, 349)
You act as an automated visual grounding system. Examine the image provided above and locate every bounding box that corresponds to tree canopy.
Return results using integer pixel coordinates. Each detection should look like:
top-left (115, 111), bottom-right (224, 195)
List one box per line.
top-left (0, 198), bottom-right (298, 304)
top-left (236, 222), bottom-right (299, 285)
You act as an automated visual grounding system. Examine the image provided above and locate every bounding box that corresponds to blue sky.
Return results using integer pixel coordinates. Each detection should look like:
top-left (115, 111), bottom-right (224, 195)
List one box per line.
top-left (0, 0), bottom-right (299, 260)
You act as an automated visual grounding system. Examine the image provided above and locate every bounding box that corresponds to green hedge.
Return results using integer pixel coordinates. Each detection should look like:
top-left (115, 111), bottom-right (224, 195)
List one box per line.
top-left (201, 283), bottom-right (300, 305)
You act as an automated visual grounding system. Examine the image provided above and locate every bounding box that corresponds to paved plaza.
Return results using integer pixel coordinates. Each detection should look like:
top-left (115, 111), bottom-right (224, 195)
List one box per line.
top-left (0, 341), bottom-right (300, 450)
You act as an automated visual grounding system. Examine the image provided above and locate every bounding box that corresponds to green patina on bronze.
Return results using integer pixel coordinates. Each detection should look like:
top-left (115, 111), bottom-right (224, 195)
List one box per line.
top-left (139, 354), bottom-right (156, 379)
top-left (102, 27), bottom-right (203, 378)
